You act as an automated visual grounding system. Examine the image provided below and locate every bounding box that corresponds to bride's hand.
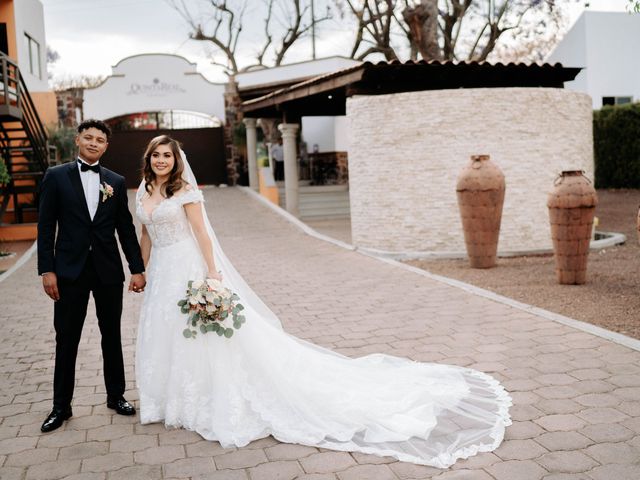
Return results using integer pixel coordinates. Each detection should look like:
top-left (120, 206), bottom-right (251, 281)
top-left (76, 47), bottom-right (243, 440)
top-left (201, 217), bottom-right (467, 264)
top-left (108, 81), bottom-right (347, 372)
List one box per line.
top-left (207, 271), bottom-right (223, 282)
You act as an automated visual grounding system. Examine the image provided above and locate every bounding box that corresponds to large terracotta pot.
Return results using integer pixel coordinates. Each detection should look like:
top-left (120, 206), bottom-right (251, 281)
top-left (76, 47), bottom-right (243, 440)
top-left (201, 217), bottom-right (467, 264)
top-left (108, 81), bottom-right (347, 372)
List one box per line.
top-left (456, 155), bottom-right (506, 268)
top-left (547, 170), bottom-right (598, 285)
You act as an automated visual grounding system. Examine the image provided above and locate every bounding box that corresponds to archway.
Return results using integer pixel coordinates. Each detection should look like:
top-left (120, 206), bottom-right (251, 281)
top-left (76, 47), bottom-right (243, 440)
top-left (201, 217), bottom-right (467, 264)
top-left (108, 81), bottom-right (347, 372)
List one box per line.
top-left (100, 110), bottom-right (226, 188)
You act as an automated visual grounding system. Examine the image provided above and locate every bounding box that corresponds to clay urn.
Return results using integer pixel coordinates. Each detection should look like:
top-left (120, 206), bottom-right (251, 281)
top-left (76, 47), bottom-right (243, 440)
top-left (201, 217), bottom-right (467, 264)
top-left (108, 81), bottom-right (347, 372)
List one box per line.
top-left (547, 170), bottom-right (598, 285)
top-left (456, 155), bottom-right (506, 268)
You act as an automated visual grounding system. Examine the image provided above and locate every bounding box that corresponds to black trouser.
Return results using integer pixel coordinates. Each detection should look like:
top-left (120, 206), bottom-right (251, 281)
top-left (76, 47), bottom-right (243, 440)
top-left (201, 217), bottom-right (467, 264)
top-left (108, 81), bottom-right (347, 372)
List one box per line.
top-left (274, 161), bottom-right (284, 181)
top-left (53, 255), bottom-right (125, 409)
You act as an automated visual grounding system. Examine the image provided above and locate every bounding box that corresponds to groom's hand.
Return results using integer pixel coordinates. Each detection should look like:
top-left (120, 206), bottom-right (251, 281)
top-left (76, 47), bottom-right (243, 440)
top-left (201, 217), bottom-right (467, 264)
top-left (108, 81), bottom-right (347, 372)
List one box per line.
top-left (129, 273), bottom-right (146, 293)
top-left (42, 272), bottom-right (60, 301)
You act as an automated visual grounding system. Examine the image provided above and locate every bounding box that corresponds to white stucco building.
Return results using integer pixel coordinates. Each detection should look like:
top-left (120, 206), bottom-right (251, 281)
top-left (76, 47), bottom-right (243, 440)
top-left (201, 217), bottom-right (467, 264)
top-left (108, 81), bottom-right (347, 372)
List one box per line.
top-left (547, 11), bottom-right (640, 109)
top-left (83, 54), bottom-right (226, 122)
top-left (12, 0), bottom-right (49, 92)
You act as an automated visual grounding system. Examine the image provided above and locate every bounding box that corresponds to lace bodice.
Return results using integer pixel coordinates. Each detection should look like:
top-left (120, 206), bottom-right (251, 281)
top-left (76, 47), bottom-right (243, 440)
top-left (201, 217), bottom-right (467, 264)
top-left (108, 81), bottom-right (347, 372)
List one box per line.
top-left (136, 189), bottom-right (204, 247)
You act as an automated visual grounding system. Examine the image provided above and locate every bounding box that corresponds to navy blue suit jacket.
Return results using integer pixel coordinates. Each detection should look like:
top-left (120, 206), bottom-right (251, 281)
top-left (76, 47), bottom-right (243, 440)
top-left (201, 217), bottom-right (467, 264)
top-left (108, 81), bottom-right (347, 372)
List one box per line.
top-left (37, 161), bottom-right (144, 284)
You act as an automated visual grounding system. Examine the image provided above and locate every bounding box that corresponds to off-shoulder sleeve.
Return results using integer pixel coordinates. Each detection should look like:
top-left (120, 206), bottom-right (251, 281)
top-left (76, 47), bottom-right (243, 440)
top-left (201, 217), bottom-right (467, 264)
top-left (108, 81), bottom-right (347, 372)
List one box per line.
top-left (178, 188), bottom-right (204, 205)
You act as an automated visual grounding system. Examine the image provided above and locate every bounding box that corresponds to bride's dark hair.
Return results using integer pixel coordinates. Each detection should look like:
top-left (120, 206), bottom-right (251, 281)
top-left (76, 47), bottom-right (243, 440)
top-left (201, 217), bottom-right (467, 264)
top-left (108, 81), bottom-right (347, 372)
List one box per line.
top-left (143, 135), bottom-right (184, 198)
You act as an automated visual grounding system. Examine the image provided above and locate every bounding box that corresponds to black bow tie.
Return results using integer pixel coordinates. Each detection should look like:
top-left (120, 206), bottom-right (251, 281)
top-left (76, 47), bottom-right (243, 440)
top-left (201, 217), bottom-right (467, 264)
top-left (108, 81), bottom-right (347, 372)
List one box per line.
top-left (79, 160), bottom-right (100, 173)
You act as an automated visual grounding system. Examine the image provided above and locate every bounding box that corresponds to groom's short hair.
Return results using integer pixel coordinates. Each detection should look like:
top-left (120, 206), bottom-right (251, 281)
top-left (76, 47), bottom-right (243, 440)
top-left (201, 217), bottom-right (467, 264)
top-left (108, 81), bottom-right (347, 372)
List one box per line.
top-left (77, 119), bottom-right (111, 140)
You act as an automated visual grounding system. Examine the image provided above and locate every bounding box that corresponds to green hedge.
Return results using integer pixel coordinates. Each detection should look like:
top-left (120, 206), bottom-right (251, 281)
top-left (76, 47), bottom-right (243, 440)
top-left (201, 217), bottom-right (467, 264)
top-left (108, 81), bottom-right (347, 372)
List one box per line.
top-left (593, 102), bottom-right (640, 188)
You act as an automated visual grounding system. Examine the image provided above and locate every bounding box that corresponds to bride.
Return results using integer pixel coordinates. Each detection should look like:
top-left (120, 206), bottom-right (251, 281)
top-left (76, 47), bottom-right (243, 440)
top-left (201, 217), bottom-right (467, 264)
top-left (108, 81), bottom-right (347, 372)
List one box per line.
top-left (135, 134), bottom-right (512, 468)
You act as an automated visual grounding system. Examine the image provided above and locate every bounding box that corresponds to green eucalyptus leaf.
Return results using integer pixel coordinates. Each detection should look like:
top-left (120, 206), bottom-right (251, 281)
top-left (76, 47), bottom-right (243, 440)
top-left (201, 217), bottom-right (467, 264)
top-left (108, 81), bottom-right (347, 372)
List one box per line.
top-left (200, 325), bottom-right (207, 334)
top-left (188, 280), bottom-right (193, 288)
top-left (216, 329), bottom-right (224, 336)
top-left (224, 328), bottom-right (234, 338)
top-left (183, 329), bottom-right (192, 338)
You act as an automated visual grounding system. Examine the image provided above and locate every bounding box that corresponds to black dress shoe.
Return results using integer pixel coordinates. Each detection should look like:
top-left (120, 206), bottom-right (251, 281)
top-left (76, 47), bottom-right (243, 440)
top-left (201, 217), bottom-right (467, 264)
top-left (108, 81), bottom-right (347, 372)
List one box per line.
top-left (107, 396), bottom-right (136, 416)
top-left (41, 407), bottom-right (73, 433)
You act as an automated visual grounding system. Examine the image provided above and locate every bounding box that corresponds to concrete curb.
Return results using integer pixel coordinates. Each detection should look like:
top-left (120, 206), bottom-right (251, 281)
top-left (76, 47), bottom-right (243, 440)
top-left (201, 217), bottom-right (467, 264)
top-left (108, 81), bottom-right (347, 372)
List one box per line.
top-left (0, 241), bottom-right (37, 284)
top-left (241, 186), bottom-right (640, 353)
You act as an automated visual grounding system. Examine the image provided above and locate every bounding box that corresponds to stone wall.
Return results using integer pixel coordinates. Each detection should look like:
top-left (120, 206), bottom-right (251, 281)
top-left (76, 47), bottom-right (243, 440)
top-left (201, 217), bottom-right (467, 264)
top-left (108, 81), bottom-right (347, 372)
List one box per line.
top-left (347, 88), bottom-right (594, 254)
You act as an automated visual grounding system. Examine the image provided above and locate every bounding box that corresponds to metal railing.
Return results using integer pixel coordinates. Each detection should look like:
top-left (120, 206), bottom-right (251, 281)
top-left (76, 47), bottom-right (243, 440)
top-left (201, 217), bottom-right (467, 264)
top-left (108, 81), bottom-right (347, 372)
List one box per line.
top-left (0, 53), bottom-right (51, 172)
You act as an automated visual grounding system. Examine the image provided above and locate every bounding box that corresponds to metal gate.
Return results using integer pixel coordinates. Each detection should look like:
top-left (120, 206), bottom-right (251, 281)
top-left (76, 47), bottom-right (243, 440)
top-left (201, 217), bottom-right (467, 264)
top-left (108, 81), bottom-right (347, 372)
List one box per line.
top-left (100, 127), bottom-right (226, 188)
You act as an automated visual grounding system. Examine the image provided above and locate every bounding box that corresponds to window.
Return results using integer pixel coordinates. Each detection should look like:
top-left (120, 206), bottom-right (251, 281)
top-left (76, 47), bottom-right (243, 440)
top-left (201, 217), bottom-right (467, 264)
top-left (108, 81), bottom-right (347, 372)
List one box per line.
top-left (24, 33), bottom-right (41, 78)
top-left (602, 96), bottom-right (633, 106)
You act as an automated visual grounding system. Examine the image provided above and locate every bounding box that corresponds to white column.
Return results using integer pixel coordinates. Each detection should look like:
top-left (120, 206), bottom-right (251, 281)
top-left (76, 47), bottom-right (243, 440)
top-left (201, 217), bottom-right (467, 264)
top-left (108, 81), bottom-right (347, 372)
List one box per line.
top-left (278, 123), bottom-right (300, 216)
top-left (243, 118), bottom-right (258, 190)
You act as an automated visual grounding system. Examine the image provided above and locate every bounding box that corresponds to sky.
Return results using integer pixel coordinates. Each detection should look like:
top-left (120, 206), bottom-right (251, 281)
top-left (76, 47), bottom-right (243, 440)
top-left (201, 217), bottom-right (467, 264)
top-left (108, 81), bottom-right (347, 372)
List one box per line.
top-left (41, 0), bottom-right (630, 85)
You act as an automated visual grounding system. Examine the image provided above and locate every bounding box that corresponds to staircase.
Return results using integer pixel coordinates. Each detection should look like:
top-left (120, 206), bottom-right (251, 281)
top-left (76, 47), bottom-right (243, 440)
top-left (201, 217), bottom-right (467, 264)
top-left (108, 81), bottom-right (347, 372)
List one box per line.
top-left (0, 54), bottom-right (54, 225)
top-left (277, 183), bottom-right (351, 220)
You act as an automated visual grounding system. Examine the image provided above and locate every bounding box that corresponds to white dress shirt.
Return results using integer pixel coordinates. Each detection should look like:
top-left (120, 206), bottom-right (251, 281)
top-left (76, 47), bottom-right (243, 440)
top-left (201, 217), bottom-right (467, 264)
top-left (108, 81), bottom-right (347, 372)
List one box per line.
top-left (77, 157), bottom-right (100, 220)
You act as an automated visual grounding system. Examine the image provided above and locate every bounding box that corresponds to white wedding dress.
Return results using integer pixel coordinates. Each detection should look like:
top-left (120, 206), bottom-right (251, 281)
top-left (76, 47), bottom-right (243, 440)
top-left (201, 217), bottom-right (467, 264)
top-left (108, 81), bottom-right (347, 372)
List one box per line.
top-left (135, 186), bottom-right (512, 468)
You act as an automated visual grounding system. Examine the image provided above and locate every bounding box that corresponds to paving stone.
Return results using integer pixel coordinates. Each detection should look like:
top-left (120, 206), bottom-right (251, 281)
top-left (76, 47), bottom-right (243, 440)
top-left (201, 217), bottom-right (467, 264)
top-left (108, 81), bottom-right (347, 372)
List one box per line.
top-left (157, 428), bottom-right (201, 445)
top-left (510, 404), bottom-right (544, 422)
top-left (0, 466), bottom-right (27, 480)
top-left (337, 464), bottom-right (398, 480)
top-left (350, 452), bottom-right (396, 465)
top-left (569, 369), bottom-right (609, 380)
top-left (264, 443), bottom-right (318, 461)
top-left (537, 451), bottom-right (598, 473)
top-left (534, 415), bottom-right (587, 432)
top-left (0, 436), bottom-right (38, 455)
top-left (193, 471), bottom-right (249, 480)
top-left (450, 452), bottom-right (501, 470)
top-left (244, 436), bottom-right (281, 449)
top-left (106, 465), bottom-right (162, 480)
top-left (5, 447), bottom-right (58, 466)
top-left (534, 432), bottom-right (592, 451)
top-left (185, 440), bottom-right (236, 457)
top-left (25, 459), bottom-right (82, 480)
top-left (587, 464), bottom-right (640, 480)
top-left (163, 457), bottom-right (216, 477)
top-left (294, 475), bottom-right (337, 480)
top-left (388, 462), bottom-right (443, 479)
top-left (215, 448), bottom-right (268, 469)
top-left (67, 415), bottom-right (112, 430)
top-left (536, 399), bottom-right (583, 415)
top-left (574, 393), bottom-right (619, 408)
top-left (86, 424), bottom-right (133, 442)
top-left (63, 474), bottom-right (106, 480)
top-left (109, 434), bottom-right (157, 453)
top-left (505, 421), bottom-right (547, 440)
top-left (542, 474), bottom-right (591, 480)
top-left (585, 442), bottom-right (639, 464)
top-left (576, 407), bottom-right (630, 424)
top-left (134, 445), bottom-right (185, 465)
top-left (248, 460), bottom-right (304, 480)
top-left (300, 452), bottom-right (357, 474)
top-left (579, 423), bottom-right (635, 443)
top-left (81, 452), bottom-right (134, 473)
top-left (59, 442), bottom-right (109, 460)
top-left (494, 439), bottom-right (548, 461)
top-left (435, 470), bottom-right (494, 480)
top-left (486, 459), bottom-right (548, 480)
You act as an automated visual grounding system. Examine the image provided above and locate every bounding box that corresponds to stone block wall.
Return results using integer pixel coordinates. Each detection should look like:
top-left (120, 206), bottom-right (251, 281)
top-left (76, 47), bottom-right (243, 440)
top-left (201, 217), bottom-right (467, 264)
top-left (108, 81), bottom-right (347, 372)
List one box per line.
top-left (347, 88), bottom-right (594, 254)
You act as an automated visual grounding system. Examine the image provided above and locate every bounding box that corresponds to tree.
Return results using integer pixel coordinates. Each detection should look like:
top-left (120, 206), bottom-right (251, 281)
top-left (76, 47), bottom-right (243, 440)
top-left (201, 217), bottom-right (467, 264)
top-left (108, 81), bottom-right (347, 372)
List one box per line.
top-left (52, 75), bottom-right (106, 91)
top-left (340, 0), bottom-right (572, 63)
top-left (167, 0), bottom-right (331, 76)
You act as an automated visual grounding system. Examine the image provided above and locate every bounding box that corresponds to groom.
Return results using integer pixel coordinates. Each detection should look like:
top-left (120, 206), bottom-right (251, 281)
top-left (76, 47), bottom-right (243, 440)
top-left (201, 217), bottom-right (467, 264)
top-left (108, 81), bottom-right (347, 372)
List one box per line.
top-left (37, 119), bottom-right (145, 432)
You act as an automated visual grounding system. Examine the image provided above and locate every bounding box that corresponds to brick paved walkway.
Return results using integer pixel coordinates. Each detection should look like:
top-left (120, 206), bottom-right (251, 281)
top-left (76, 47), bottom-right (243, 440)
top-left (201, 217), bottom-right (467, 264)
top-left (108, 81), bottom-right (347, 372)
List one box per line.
top-left (1, 187), bottom-right (639, 480)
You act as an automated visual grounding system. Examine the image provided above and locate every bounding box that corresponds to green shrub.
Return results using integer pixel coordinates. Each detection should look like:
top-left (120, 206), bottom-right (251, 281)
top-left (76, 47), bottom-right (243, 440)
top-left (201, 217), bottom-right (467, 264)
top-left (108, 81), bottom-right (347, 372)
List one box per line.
top-left (47, 125), bottom-right (77, 163)
top-left (593, 102), bottom-right (640, 188)
top-left (0, 156), bottom-right (10, 186)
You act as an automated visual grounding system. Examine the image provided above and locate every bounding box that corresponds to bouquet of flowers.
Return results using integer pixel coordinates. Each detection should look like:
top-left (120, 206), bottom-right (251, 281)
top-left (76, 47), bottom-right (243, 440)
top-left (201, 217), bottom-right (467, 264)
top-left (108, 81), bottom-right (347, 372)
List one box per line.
top-left (178, 278), bottom-right (246, 339)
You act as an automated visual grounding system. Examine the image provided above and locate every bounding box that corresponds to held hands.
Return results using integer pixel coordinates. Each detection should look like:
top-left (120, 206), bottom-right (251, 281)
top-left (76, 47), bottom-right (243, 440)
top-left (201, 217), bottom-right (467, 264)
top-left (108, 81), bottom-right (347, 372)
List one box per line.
top-left (42, 272), bottom-right (60, 301)
top-left (207, 270), bottom-right (223, 282)
top-left (129, 273), bottom-right (146, 293)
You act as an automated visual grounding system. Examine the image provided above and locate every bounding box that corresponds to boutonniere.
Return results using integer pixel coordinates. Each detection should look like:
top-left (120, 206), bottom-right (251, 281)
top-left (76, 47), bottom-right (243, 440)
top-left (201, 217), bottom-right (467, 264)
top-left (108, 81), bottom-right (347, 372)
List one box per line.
top-left (99, 182), bottom-right (114, 202)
